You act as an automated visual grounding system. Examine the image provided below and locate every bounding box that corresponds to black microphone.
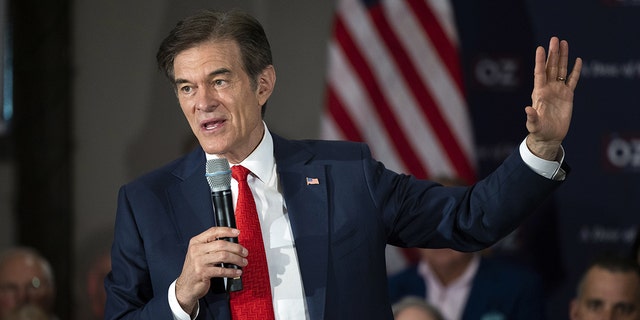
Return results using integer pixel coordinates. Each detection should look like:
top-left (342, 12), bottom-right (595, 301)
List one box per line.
top-left (206, 158), bottom-right (243, 292)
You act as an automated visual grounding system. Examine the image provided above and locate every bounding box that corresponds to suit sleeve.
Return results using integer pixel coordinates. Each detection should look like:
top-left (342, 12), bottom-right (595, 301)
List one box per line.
top-left (376, 148), bottom-right (563, 251)
top-left (104, 185), bottom-right (174, 319)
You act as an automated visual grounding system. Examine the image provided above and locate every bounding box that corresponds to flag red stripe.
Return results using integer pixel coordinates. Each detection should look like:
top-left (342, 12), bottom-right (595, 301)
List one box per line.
top-left (334, 16), bottom-right (428, 178)
top-left (368, 4), bottom-right (475, 182)
top-left (326, 0), bottom-right (478, 274)
top-left (326, 86), bottom-right (363, 142)
top-left (407, 0), bottom-right (466, 95)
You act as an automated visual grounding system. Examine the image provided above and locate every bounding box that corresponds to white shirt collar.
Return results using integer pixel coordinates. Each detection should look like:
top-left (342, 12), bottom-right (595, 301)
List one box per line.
top-left (205, 121), bottom-right (275, 184)
top-left (418, 252), bottom-right (481, 290)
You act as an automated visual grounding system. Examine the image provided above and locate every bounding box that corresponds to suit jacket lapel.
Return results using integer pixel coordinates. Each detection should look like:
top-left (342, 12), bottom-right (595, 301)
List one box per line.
top-left (167, 148), bottom-right (214, 242)
top-left (463, 259), bottom-right (490, 320)
top-left (273, 134), bottom-right (329, 320)
top-left (167, 139), bottom-right (332, 318)
top-left (167, 148), bottom-right (229, 315)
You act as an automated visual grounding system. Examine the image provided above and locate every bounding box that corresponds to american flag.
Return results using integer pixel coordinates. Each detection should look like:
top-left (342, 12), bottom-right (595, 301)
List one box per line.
top-left (321, 0), bottom-right (477, 273)
top-left (306, 177), bottom-right (320, 185)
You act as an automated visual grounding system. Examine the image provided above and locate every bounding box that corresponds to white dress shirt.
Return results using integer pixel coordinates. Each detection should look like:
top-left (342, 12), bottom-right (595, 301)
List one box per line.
top-left (171, 123), bottom-right (308, 319)
top-left (419, 254), bottom-right (481, 320)
top-left (169, 124), bottom-right (564, 319)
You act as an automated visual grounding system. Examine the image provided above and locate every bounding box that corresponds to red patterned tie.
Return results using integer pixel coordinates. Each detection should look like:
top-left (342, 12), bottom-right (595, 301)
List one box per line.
top-left (230, 165), bottom-right (275, 320)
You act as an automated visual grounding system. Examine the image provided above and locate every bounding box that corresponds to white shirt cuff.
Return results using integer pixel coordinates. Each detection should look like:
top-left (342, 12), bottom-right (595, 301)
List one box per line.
top-left (519, 139), bottom-right (566, 181)
top-left (168, 280), bottom-right (199, 320)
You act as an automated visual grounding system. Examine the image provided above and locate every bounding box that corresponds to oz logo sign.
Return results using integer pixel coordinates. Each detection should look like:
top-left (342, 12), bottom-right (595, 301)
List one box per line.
top-left (473, 56), bottom-right (521, 90)
top-left (605, 135), bottom-right (640, 171)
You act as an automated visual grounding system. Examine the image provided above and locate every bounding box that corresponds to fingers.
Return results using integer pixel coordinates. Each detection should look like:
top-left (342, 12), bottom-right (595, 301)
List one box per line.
top-left (547, 36), bottom-right (582, 90)
top-left (545, 37), bottom-right (560, 81)
top-left (185, 227), bottom-right (248, 278)
top-left (193, 226), bottom-right (240, 244)
top-left (557, 40), bottom-right (569, 79)
top-left (190, 227), bottom-right (248, 265)
top-left (566, 57), bottom-right (583, 91)
top-left (533, 46), bottom-right (547, 91)
top-left (193, 239), bottom-right (248, 267)
top-left (536, 37), bottom-right (581, 88)
top-left (524, 105), bottom-right (539, 133)
top-left (175, 227), bottom-right (249, 308)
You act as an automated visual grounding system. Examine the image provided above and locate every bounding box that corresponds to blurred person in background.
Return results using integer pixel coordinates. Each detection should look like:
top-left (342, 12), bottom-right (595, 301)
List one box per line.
top-left (0, 247), bottom-right (57, 320)
top-left (86, 249), bottom-right (111, 319)
top-left (570, 254), bottom-right (640, 320)
top-left (3, 305), bottom-right (49, 320)
top-left (76, 230), bottom-right (113, 320)
top-left (387, 176), bottom-right (546, 320)
top-left (392, 296), bottom-right (444, 320)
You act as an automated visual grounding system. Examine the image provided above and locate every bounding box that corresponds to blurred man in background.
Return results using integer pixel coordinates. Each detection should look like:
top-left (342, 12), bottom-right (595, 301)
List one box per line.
top-left (0, 247), bottom-right (56, 320)
top-left (570, 254), bottom-right (640, 320)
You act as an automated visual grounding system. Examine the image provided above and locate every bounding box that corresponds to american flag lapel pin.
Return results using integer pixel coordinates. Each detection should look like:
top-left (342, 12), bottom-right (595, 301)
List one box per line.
top-left (306, 177), bottom-right (320, 185)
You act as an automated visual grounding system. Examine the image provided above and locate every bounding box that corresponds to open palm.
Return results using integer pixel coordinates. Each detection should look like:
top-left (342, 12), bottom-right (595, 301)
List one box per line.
top-left (525, 37), bottom-right (582, 160)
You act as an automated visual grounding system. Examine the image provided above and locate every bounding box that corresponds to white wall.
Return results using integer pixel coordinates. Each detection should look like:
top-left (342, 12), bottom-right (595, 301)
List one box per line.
top-left (72, 1), bottom-right (334, 318)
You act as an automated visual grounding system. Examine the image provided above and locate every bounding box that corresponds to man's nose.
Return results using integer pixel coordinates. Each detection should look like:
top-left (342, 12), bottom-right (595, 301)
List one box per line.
top-left (14, 286), bottom-right (29, 305)
top-left (195, 86), bottom-right (219, 111)
top-left (16, 279), bottom-right (45, 305)
top-left (604, 308), bottom-right (618, 320)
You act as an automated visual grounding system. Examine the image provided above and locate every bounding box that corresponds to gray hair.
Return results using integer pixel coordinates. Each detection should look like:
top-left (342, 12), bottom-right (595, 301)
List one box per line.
top-left (0, 246), bottom-right (54, 286)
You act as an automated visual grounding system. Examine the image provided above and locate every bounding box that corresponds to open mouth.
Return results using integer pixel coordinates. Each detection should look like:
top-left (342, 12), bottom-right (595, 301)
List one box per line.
top-left (201, 119), bottom-right (225, 131)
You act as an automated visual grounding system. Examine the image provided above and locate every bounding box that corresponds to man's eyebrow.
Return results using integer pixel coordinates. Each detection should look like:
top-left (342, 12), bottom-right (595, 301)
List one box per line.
top-left (210, 68), bottom-right (231, 77)
top-left (174, 68), bottom-right (232, 86)
top-left (614, 302), bottom-right (637, 310)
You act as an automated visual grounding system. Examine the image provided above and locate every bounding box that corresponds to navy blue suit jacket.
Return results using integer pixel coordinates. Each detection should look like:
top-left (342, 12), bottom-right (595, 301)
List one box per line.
top-left (387, 257), bottom-right (546, 320)
top-left (105, 134), bottom-right (562, 319)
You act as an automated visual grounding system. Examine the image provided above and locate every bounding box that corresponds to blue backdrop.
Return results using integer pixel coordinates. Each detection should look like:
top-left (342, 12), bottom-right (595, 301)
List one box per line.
top-left (453, 0), bottom-right (640, 318)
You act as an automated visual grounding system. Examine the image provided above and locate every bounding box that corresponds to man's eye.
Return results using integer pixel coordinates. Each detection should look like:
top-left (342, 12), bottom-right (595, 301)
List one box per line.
top-left (180, 86), bottom-right (193, 94)
top-left (213, 79), bottom-right (227, 87)
top-left (586, 300), bottom-right (602, 311)
top-left (615, 304), bottom-right (636, 315)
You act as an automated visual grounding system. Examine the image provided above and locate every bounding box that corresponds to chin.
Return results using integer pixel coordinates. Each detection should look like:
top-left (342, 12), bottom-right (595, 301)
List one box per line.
top-left (200, 143), bottom-right (225, 155)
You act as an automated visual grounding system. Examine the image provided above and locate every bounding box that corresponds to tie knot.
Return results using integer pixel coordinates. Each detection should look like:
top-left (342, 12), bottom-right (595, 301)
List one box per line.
top-left (231, 165), bottom-right (251, 182)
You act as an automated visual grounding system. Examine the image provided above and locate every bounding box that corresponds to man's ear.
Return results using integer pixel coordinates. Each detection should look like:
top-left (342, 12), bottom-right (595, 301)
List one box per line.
top-left (257, 65), bottom-right (276, 106)
top-left (569, 299), bottom-right (578, 320)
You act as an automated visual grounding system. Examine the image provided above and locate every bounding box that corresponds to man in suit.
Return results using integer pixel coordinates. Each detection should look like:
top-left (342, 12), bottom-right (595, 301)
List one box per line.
top-left (388, 176), bottom-right (546, 320)
top-left (0, 247), bottom-right (57, 320)
top-left (570, 255), bottom-right (640, 320)
top-left (388, 248), bottom-right (545, 320)
top-left (104, 9), bottom-right (582, 320)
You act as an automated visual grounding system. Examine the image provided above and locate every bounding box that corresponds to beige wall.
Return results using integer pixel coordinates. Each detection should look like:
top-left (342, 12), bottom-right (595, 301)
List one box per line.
top-left (71, 1), bottom-right (334, 318)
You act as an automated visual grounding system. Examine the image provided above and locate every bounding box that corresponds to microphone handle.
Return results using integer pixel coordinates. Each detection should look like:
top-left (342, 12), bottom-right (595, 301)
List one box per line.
top-left (212, 190), bottom-right (238, 243)
top-left (211, 189), bottom-right (243, 292)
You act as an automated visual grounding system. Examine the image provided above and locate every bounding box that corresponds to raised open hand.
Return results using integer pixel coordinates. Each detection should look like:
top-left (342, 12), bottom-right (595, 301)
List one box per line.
top-left (525, 37), bottom-right (582, 160)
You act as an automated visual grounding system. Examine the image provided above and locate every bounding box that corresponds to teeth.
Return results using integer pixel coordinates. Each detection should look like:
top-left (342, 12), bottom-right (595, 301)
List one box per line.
top-left (204, 121), bottom-right (219, 130)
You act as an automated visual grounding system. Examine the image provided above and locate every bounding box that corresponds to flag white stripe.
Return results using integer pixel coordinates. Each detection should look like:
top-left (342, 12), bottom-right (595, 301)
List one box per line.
top-left (320, 112), bottom-right (343, 141)
top-left (426, 0), bottom-right (458, 45)
top-left (338, 0), bottom-right (455, 176)
top-left (327, 41), bottom-right (406, 173)
top-left (325, 0), bottom-right (477, 274)
top-left (384, 0), bottom-right (475, 167)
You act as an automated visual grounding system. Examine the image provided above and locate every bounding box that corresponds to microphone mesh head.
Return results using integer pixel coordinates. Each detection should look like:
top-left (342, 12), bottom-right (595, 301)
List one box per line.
top-left (205, 158), bottom-right (231, 192)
